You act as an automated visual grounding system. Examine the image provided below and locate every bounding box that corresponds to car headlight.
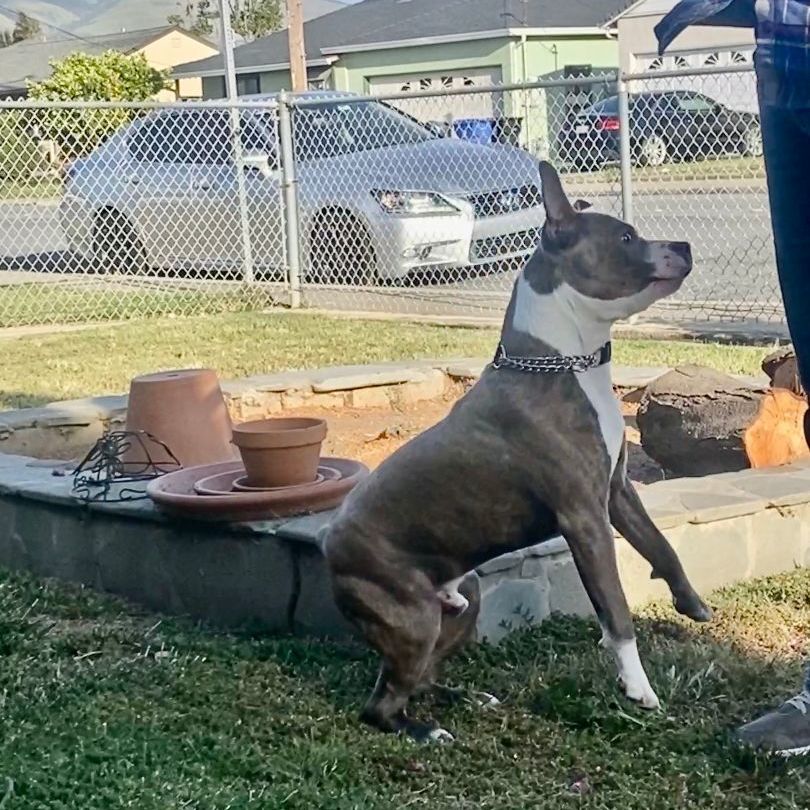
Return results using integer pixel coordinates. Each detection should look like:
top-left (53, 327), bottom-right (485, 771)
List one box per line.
top-left (371, 189), bottom-right (459, 216)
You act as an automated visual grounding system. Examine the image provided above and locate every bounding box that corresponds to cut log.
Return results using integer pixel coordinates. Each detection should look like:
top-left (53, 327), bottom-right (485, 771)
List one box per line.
top-left (637, 365), bottom-right (765, 476)
top-left (762, 345), bottom-right (804, 396)
top-left (744, 388), bottom-right (810, 468)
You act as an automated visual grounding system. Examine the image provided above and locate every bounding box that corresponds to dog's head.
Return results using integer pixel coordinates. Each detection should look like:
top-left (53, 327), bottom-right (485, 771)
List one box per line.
top-left (535, 161), bottom-right (692, 321)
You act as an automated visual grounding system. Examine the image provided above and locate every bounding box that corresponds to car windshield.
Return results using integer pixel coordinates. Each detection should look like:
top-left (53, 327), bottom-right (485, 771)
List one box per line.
top-left (290, 101), bottom-right (435, 160)
top-left (587, 97), bottom-right (619, 116)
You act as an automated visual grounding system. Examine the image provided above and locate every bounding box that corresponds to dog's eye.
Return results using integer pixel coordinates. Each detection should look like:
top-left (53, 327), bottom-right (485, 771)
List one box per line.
top-left (621, 231), bottom-right (635, 244)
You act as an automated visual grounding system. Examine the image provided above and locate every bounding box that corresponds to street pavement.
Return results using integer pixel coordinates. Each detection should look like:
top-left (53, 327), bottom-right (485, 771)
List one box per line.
top-left (0, 187), bottom-right (783, 329)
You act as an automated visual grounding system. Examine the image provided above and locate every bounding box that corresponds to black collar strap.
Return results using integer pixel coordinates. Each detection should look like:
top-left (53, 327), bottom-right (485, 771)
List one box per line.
top-left (491, 341), bottom-right (612, 374)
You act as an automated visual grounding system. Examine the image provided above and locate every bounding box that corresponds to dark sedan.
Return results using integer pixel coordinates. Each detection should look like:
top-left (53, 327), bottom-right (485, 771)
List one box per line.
top-left (556, 90), bottom-right (762, 169)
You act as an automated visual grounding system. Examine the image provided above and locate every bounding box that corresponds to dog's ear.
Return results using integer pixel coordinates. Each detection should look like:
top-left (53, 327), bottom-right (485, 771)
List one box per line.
top-left (572, 199), bottom-right (592, 212)
top-left (538, 161), bottom-right (574, 223)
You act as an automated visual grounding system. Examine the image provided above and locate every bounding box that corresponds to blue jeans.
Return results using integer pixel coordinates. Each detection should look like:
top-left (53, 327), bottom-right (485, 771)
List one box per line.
top-left (757, 88), bottom-right (810, 693)
top-left (758, 93), bottom-right (810, 390)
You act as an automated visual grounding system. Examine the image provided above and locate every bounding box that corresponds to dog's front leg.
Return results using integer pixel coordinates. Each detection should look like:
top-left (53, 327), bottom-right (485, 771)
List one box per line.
top-left (608, 451), bottom-right (712, 623)
top-left (559, 506), bottom-right (660, 710)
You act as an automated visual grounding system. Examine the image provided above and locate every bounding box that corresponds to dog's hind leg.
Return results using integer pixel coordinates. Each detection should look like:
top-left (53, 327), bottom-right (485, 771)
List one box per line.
top-left (609, 448), bottom-right (712, 623)
top-left (558, 504), bottom-right (660, 710)
top-left (332, 572), bottom-right (450, 741)
top-left (420, 574), bottom-right (499, 709)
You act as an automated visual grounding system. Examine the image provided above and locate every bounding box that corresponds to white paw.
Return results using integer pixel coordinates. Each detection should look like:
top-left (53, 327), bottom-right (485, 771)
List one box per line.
top-left (473, 691), bottom-right (501, 710)
top-left (619, 676), bottom-right (660, 710)
top-left (427, 727), bottom-right (455, 744)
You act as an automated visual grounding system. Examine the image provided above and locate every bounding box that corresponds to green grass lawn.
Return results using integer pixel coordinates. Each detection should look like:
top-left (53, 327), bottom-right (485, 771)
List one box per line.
top-left (0, 178), bottom-right (61, 201)
top-left (566, 155), bottom-right (765, 187)
top-left (0, 284), bottom-right (271, 330)
top-left (0, 311), bottom-right (770, 410)
top-left (2, 565), bottom-right (810, 808)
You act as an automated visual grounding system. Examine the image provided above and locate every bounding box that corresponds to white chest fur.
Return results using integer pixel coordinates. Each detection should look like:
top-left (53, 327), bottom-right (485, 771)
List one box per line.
top-left (511, 274), bottom-right (625, 474)
top-left (574, 364), bottom-right (625, 473)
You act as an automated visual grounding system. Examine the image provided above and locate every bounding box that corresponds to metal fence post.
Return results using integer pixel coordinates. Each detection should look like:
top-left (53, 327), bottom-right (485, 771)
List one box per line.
top-left (278, 90), bottom-right (302, 309)
top-left (617, 75), bottom-right (634, 225)
top-left (219, 0), bottom-right (255, 285)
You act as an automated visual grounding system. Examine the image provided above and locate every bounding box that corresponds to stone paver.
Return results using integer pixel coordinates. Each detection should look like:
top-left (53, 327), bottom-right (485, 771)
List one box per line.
top-left (446, 359), bottom-right (488, 379)
top-left (682, 491), bottom-right (770, 524)
top-left (546, 556), bottom-right (594, 618)
top-left (611, 366), bottom-right (669, 389)
top-left (311, 365), bottom-right (428, 393)
top-left (477, 577), bottom-right (550, 644)
top-left (731, 474), bottom-right (810, 507)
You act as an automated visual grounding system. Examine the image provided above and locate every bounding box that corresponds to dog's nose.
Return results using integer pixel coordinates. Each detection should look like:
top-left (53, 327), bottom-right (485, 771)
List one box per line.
top-left (670, 241), bottom-right (692, 274)
top-left (671, 241), bottom-right (692, 261)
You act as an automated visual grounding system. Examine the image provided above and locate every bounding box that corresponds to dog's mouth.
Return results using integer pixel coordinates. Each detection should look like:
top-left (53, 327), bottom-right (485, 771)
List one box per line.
top-left (649, 265), bottom-right (692, 284)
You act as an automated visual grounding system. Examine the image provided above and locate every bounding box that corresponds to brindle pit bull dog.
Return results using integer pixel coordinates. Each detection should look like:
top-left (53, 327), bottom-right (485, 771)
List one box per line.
top-left (322, 162), bottom-right (712, 742)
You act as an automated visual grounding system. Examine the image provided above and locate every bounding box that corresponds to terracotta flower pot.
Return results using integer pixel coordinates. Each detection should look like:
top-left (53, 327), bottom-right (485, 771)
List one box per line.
top-left (232, 417), bottom-right (327, 488)
top-left (123, 368), bottom-right (237, 469)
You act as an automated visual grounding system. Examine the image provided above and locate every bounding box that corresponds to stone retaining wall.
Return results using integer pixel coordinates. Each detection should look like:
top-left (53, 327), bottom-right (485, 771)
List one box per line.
top-left (0, 359), bottom-right (765, 461)
top-left (0, 360), bottom-right (489, 460)
top-left (1, 450), bottom-right (808, 643)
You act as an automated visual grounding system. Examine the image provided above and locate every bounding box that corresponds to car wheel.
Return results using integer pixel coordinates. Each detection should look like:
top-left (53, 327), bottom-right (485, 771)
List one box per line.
top-left (306, 211), bottom-right (379, 286)
top-left (638, 134), bottom-right (669, 167)
top-left (92, 210), bottom-right (149, 275)
top-left (741, 123), bottom-right (763, 158)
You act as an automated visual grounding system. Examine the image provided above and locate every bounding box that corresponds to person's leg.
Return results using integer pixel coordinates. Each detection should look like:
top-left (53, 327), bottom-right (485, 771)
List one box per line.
top-left (757, 99), bottom-right (810, 392)
top-left (735, 96), bottom-right (810, 755)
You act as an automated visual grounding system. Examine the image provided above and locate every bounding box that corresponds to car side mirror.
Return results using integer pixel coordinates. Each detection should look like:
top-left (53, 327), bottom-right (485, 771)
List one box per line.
top-left (241, 150), bottom-right (274, 177)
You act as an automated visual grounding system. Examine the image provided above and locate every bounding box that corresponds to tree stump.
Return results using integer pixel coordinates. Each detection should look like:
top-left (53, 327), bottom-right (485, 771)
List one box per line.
top-left (761, 345), bottom-right (804, 396)
top-left (637, 365), bottom-right (765, 476)
top-left (744, 388), bottom-right (809, 468)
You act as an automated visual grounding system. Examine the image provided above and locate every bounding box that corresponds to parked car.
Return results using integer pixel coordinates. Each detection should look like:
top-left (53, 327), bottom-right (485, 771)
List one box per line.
top-left (59, 91), bottom-right (544, 284)
top-left (556, 90), bottom-right (762, 170)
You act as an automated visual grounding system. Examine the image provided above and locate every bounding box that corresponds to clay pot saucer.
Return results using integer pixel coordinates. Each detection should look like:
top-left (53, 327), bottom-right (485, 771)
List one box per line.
top-left (123, 368), bottom-right (237, 469)
top-left (232, 417), bottom-right (327, 488)
top-left (147, 457), bottom-right (368, 521)
top-left (193, 464), bottom-right (341, 496)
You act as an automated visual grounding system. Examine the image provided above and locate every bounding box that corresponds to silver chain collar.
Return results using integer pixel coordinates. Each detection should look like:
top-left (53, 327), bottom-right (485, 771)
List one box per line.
top-left (491, 341), bottom-right (612, 374)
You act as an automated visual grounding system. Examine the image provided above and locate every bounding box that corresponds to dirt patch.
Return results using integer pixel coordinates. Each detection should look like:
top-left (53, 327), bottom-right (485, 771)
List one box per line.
top-left (292, 391), bottom-right (667, 486)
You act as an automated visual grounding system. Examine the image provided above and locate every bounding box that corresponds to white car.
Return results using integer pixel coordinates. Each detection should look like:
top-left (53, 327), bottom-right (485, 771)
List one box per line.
top-left (60, 91), bottom-right (544, 284)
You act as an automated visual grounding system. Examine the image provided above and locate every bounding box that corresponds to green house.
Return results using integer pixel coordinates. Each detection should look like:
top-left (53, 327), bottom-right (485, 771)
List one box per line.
top-left (173, 0), bottom-right (632, 155)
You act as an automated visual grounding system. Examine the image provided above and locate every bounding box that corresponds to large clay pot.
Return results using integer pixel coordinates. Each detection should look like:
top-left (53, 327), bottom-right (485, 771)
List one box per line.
top-left (232, 417), bottom-right (327, 488)
top-left (123, 369), bottom-right (236, 468)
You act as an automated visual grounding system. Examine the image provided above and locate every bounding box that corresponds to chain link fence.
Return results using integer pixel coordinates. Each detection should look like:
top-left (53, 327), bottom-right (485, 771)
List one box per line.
top-left (0, 63), bottom-right (782, 330)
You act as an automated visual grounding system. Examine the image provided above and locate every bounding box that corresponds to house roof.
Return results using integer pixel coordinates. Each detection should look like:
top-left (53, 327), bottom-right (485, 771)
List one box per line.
top-left (603, 0), bottom-right (677, 27)
top-left (173, 0), bottom-right (636, 78)
top-left (0, 25), bottom-right (211, 95)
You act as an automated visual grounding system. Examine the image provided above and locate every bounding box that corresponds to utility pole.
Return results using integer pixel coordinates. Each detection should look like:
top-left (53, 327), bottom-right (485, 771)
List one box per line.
top-left (218, 0), bottom-right (255, 284)
top-left (287, 0), bottom-right (307, 92)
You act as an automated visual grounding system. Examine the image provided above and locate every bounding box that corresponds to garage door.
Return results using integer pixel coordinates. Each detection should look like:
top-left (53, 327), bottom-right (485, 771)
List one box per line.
top-left (367, 68), bottom-right (503, 123)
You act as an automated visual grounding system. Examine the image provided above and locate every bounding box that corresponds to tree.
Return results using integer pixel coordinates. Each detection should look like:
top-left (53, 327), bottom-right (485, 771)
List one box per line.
top-left (168, 0), bottom-right (282, 41)
top-left (27, 51), bottom-right (169, 157)
top-left (230, 0), bottom-right (282, 40)
top-left (168, 0), bottom-right (215, 37)
top-left (12, 11), bottom-right (41, 43)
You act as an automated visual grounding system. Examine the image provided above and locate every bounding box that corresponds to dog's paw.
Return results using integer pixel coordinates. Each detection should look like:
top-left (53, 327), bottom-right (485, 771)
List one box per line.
top-left (472, 691), bottom-right (501, 710)
top-left (427, 727), bottom-right (455, 744)
top-left (404, 720), bottom-right (455, 744)
top-left (673, 592), bottom-right (713, 623)
top-left (619, 676), bottom-right (661, 711)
